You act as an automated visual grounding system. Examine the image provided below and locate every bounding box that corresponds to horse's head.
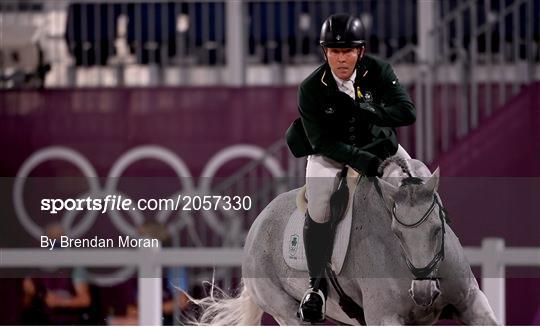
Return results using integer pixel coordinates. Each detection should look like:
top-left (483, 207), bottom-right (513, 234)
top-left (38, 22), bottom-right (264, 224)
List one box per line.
top-left (377, 158), bottom-right (446, 307)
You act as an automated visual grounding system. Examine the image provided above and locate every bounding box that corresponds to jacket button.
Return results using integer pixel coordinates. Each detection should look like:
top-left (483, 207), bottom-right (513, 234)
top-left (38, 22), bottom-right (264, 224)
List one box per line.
top-left (349, 127), bottom-right (355, 132)
top-left (349, 117), bottom-right (356, 123)
top-left (349, 135), bottom-right (356, 141)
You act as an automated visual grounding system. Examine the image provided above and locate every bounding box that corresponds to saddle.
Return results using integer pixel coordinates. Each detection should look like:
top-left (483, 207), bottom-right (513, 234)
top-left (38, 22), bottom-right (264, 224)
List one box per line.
top-left (282, 168), bottom-right (361, 274)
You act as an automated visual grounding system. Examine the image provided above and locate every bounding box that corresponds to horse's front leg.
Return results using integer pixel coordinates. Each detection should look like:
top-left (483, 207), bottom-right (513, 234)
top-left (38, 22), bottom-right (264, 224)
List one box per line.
top-left (375, 315), bottom-right (405, 325)
top-left (362, 299), bottom-right (405, 325)
top-left (453, 287), bottom-right (499, 325)
top-left (361, 280), bottom-right (408, 325)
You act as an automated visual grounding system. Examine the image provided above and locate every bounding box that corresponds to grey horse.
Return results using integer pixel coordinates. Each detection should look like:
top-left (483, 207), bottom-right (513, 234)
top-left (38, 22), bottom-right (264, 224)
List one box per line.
top-left (191, 157), bottom-right (498, 325)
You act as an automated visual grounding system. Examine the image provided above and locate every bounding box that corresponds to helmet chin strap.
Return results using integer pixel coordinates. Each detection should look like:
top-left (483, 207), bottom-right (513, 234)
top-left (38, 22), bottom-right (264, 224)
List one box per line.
top-left (357, 47), bottom-right (365, 64)
top-left (321, 45), bottom-right (328, 61)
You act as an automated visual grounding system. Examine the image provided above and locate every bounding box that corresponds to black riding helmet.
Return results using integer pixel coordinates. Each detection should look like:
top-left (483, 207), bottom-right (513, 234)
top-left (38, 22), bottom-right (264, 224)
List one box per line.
top-left (320, 13), bottom-right (366, 48)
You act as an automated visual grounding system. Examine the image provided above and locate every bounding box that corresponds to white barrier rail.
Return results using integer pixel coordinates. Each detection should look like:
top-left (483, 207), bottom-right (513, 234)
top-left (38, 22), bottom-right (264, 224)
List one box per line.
top-left (0, 247), bottom-right (244, 325)
top-left (1, 238), bottom-right (539, 324)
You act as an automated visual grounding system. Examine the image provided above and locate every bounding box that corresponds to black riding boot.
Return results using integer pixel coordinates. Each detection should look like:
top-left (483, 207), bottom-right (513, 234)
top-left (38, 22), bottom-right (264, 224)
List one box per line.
top-left (298, 213), bottom-right (333, 323)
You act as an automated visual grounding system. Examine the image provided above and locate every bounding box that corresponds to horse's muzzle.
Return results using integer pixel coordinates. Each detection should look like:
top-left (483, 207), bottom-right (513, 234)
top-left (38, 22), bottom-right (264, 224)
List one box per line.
top-left (409, 279), bottom-right (441, 307)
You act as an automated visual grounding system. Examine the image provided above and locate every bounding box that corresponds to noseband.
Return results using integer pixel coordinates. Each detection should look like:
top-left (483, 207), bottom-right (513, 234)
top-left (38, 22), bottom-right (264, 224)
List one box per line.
top-left (393, 195), bottom-right (446, 279)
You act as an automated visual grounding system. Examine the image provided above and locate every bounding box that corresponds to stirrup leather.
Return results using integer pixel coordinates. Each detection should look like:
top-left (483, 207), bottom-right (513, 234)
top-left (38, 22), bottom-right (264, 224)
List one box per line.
top-left (298, 287), bottom-right (326, 322)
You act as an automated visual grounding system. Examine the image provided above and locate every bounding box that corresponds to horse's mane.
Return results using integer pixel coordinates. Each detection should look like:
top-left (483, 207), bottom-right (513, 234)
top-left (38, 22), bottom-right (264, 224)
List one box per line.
top-left (378, 156), bottom-right (412, 177)
top-left (401, 176), bottom-right (424, 185)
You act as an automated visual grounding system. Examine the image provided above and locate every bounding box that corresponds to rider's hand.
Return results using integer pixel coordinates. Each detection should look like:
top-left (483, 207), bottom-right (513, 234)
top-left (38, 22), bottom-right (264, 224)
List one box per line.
top-left (364, 156), bottom-right (383, 177)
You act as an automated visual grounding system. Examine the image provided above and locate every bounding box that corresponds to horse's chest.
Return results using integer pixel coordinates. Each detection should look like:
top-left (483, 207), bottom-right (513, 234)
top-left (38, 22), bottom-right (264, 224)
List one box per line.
top-left (403, 305), bottom-right (444, 325)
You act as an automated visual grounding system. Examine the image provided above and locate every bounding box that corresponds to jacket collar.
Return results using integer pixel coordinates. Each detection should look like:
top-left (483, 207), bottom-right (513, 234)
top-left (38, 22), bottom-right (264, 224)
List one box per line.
top-left (320, 63), bottom-right (336, 88)
top-left (355, 59), bottom-right (368, 84)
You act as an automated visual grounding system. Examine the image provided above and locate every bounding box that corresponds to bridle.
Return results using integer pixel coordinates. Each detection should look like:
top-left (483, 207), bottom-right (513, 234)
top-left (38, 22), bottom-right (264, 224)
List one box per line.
top-left (393, 195), bottom-right (446, 279)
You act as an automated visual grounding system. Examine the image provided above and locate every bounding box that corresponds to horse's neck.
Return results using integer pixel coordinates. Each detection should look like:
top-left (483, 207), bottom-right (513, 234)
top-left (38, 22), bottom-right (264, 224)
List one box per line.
top-left (347, 178), bottom-right (404, 277)
top-left (353, 177), bottom-right (393, 235)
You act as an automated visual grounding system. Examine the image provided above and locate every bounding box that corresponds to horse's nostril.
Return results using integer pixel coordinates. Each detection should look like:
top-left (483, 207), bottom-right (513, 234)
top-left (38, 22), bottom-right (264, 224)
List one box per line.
top-left (410, 279), bottom-right (441, 307)
top-left (432, 288), bottom-right (441, 301)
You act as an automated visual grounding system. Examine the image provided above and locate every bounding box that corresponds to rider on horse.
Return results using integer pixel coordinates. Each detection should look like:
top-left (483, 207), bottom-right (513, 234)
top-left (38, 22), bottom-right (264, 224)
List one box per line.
top-left (285, 13), bottom-right (416, 322)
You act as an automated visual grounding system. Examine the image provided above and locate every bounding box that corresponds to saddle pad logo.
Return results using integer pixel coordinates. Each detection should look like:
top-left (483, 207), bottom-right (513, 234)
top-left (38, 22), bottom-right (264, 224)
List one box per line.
top-left (325, 107), bottom-right (335, 114)
top-left (289, 234), bottom-right (300, 258)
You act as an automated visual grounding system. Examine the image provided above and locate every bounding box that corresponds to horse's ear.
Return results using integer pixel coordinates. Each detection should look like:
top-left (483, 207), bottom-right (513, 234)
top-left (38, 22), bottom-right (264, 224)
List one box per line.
top-left (377, 177), bottom-right (399, 204)
top-left (425, 167), bottom-right (440, 194)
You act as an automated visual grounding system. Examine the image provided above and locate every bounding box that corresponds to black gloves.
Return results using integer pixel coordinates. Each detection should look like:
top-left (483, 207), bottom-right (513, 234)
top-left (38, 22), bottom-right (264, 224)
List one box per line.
top-left (365, 156), bottom-right (383, 177)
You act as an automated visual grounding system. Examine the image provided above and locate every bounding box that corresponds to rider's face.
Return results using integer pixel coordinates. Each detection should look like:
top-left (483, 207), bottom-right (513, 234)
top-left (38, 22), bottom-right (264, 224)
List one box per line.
top-left (325, 47), bottom-right (364, 80)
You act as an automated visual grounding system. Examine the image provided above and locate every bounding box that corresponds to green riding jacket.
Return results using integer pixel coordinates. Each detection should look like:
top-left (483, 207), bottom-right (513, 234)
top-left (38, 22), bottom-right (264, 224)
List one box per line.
top-left (285, 54), bottom-right (416, 174)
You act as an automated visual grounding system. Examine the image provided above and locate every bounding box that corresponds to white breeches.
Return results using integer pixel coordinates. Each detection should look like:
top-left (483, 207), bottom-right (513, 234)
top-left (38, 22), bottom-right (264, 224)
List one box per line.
top-left (305, 145), bottom-right (411, 223)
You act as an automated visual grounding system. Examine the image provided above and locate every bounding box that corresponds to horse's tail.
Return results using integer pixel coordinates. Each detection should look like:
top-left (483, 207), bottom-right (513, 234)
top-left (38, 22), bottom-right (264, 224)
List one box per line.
top-left (187, 279), bottom-right (263, 325)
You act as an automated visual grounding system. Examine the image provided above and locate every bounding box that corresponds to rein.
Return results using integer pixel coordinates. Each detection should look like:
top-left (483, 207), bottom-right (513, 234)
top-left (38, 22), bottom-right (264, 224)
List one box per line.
top-left (396, 196), bottom-right (446, 279)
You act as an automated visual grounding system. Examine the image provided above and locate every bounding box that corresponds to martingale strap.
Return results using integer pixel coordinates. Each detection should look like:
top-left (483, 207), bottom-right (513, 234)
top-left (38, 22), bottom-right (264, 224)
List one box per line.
top-left (326, 265), bottom-right (367, 325)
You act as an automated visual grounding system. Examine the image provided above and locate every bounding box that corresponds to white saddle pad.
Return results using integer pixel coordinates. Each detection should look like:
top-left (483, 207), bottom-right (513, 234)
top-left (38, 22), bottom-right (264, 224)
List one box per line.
top-left (283, 173), bottom-right (359, 275)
